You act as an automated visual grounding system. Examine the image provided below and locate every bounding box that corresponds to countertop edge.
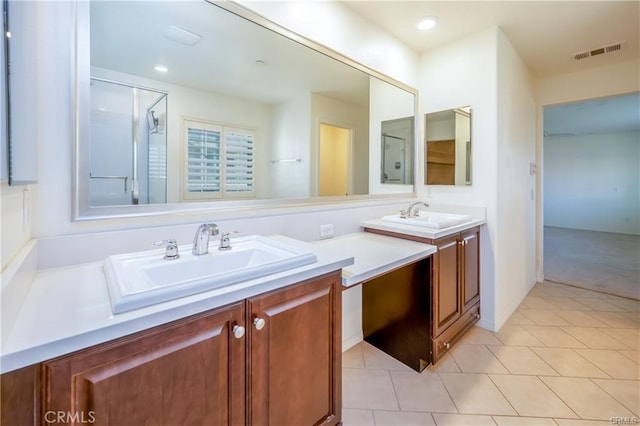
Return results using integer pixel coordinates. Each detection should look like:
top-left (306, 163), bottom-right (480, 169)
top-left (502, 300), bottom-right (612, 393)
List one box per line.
top-left (1, 239), bottom-right (353, 374)
top-left (360, 218), bottom-right (485, 239)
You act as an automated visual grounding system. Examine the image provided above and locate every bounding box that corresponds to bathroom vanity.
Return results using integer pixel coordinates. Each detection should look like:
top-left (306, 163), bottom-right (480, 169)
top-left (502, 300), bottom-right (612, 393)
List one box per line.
top-left (0, 236), bottom-right (351, 426)
top-left (361, 214), bottom-right (483, 364)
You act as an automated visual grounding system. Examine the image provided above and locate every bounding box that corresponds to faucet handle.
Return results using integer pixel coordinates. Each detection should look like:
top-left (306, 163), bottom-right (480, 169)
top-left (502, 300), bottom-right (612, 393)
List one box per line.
top-left (399, 209), bottom-right (408, 219)
top-left (153, 239), bottom-right (180, 260)
top-left (219, 231), bottom-right (239, 251)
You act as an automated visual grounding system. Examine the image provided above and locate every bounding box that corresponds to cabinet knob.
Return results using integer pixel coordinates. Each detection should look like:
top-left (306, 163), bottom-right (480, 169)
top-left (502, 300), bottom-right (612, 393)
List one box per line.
top-left (475, 313), bottom-right (480, 319)
top-left (232, 325), bottom-right (245, 339)
top-left (253, 317), bottom-right (266, 330)
top-left (444, 342), bottom-right (450, 349)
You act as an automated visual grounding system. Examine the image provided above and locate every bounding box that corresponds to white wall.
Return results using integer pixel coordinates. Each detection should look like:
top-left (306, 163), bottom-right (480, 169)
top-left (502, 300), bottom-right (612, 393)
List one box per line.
top-left (419, 27), bottom-right (499, 330)
top-left (269, 95), bottom-right (311, 198)
top-left (495, 29), bottom-right (537, 329)
top-left (544, 131), bottom-right (640, 235)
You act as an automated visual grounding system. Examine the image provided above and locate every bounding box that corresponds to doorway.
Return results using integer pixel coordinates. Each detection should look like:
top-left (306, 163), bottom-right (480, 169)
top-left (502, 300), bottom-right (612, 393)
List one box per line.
top-left (318, 123), bottom-right (352, 196)
top-left (542, 92), bottom-right (640, 300)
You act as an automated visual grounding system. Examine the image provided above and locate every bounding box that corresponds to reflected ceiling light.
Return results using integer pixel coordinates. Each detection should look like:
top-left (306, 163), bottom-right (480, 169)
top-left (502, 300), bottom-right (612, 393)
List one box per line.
top-left (154, 65), bottom-right (168, 73)
top-left (417, 17), bottom-right (438, 31)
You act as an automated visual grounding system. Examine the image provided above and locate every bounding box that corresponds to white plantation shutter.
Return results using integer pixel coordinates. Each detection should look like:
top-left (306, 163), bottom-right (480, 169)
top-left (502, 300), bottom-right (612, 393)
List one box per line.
top-left (225, 129), bottom-right (254, 194)
top-left (184, 120), bottom-right (255, 199)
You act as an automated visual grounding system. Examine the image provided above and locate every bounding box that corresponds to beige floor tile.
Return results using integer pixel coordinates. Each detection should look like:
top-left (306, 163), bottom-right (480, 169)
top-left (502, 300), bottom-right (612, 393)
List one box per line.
top-left (600, 329), bottom-right (640, 350)
top-left (540, 377), bottom-right (635, 420)
top-left (619, 350), bottom-right (640, 364)
top-left (439, 373), bottom-right (517, 416)
top-left (539, 286), bottom-right (578, 298)
top-left (519, 310), bottom-right (572, 327)
top-left (429, 353), bottom-right (461, 373)
top-left (361, 342), bottom-right (414, 371)
top-left (494, 325), bottom-right (545, 346)
top-left (503, 311), bottom-right (536, 326)
top-left (390, 370), bottom-right (458, 413)
top-left (343, 368), bottom-right (399, 410)
top-left (342, 408), bottom-right (375, 426)
top-left (575, 349), bottom-right (640, 380)
top-left (343, 343), bottom-right (365, 368)
top-left (489, 375), bottom-right (576, 418)
top-left (457, 327), bottom-right (504, 345)
top-left (561, 327), bottom-right (633, 350)
top-left (374, 410), bottom-right (436, 426)
top-left (492, 416), bottom-right (557, 425)
top-left (553, 419), bottom-right (612, 425)
top-left (621, 311), bottom-right (640, 324)
top-left (544, 297), bottom-right (592, 311)
top-left (449, 344), bottom-right (510, 374)
top-left (524, 326), bottom-right (588, 348)
top-left (575, 298), bottom-right (628, 312)
top-left (487, 346), bottom-right (558, 376)
top-left (432, 413), bottom-right (496, 425)
top-left (531, 347), bottom-right (609, 378)
top-left (554, 310), bottom-right (610, 327)
top-left (591, 312), bottom-right (639, 329)
top-left (591, 379), bottom-right (640, 416)
top-left (520, 297), bottom-right (558, 310)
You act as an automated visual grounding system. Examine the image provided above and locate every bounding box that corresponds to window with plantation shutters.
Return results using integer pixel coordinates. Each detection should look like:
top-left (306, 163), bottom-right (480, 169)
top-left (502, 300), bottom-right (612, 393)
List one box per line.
top-left (183, 120), bottom-right (255, 200)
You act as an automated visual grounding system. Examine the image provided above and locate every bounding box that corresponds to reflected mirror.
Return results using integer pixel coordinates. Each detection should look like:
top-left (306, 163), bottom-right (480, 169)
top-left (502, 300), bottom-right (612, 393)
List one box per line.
top-left (425, 107), bottom-right (471, 186)
top-left (381, 116), bottom-right (414, 185)
top-left (4, 0), bottom-right (38, 185)
top-left (73, 0), bottom-right (417, 218)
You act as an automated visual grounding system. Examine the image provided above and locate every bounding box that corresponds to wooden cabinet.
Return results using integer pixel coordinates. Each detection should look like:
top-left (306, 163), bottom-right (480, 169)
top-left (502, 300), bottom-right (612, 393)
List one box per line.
top-left (248, 272), bottom-right (341, 426)
top-left (1, 271), bottom-right (342, 426)
top-left (364, 226), bottom-right (481, 365)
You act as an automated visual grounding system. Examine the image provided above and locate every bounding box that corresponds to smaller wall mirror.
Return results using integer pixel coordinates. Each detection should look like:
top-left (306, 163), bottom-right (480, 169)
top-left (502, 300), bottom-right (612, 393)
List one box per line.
top-left (425, 107), bottom-right (471, 186)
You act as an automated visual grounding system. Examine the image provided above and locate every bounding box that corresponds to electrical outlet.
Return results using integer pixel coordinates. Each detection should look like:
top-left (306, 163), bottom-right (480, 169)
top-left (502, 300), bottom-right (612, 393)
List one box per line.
top-left (319, 224), bottom-right (334, 239)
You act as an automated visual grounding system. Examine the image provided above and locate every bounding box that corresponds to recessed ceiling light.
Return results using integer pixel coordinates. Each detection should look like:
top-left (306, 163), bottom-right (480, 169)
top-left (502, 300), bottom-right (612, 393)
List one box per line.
top-left (154, 65), bottom-right (168, 73)
top-left (417, 17), bottom-right (438, 31)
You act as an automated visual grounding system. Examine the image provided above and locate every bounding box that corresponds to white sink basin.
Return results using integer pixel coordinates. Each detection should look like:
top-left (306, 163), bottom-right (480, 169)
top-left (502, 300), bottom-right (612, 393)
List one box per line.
top-left (104, 235), bottom-right (317, 313)
top-left (381, 211), bottom-right (472, 229)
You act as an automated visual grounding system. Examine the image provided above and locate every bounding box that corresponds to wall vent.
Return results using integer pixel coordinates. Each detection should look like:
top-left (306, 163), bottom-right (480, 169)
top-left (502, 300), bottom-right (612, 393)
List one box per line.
top-left (573, 41), bottom-right (625, 61)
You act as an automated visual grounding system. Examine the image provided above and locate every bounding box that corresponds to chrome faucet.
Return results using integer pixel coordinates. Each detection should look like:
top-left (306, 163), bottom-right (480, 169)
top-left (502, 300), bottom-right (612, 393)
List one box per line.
top-left (405, 201), bottom-right (429, 218)
top-left (192, 223), bottom-right (219, 255)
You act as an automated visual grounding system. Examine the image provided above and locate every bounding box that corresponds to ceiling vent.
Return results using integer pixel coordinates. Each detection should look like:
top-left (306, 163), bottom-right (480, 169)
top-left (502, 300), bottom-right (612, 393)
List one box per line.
top-left (573, 41), bottom-right (625, 61)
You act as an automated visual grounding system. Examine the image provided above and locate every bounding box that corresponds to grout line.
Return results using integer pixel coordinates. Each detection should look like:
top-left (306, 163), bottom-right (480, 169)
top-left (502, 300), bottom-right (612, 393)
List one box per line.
top-left (535, 375), bottom-right (582, 420)
top-left (385, 368), bottom-right (402, 413)
top-left (486, 374), bottom-right (520, 417)
top-left (587, 377), bottom-right (640, 417)
top-left (436, 372), bottom-right (461, 414)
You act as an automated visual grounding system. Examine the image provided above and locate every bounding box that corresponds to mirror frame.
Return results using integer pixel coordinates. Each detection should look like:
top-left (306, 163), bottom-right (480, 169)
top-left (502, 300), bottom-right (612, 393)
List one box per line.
top-left (73, 0), bottom-right (419, 220)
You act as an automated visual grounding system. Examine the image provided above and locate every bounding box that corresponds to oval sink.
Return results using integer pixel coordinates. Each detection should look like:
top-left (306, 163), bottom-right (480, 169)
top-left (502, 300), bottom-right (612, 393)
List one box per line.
top-left (104, 235), bottom-right (317, 313)
top-left (381, 212), bottom-right (471, 229)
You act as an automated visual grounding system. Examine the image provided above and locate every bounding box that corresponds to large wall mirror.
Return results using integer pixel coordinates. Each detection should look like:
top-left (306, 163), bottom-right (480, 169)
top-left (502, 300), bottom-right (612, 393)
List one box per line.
top-left (72, 0), bottom-right (417, 219)
top-left (425, 107), bottom-right (472, 186)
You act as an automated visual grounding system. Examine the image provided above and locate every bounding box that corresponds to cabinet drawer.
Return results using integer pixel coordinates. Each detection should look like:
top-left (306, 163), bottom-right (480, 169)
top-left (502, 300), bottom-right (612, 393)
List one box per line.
top-left (431, 303), bottom-right (480, 364)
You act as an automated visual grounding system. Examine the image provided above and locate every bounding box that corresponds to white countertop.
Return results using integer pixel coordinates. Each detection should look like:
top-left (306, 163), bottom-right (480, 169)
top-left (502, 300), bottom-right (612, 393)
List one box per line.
top-left (360, 217), bottom-right (485, 240)
top-left (312, 233), bottom-right (437, 287)
top-left (0, 235), bottom-right (353, 374)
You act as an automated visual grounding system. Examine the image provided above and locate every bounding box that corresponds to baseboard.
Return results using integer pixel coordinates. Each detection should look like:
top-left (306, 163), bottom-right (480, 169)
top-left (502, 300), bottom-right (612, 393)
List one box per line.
top-left (494, 279), bottom-right (538, 332)
top-left (342, 331), bottom-right (363, 352)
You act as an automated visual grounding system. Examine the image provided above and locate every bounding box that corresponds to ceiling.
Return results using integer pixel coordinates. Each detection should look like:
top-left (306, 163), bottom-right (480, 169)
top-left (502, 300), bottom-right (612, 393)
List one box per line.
top-left (342, 1), bottom-right (639, 78)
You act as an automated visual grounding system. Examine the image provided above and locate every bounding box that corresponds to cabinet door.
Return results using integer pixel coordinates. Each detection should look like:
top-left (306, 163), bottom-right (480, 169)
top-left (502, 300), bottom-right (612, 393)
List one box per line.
top-left (461, 228), bottom-right (480, 313)
top-left (43, 303), bottom-right (245, 426)
top-left (248, 271), bottom-right (342, 426)
top-left (432, 234), bottom-right (462, 337)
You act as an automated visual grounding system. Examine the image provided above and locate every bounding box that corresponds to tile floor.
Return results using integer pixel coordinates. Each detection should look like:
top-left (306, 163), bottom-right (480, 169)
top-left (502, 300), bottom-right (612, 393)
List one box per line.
top-left (342, 281), bottom-right (640, 425)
